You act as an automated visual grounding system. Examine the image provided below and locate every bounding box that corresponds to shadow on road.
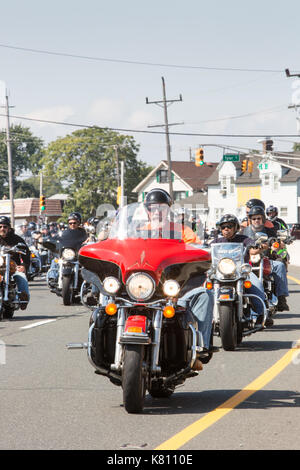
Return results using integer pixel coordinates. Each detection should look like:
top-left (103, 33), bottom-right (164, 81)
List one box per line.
top-left (142, 388), bottom-right (300, 415)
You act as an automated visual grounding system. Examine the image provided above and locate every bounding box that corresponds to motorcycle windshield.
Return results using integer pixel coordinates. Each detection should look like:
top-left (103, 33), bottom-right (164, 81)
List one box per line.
top-left (108, 202), bottom-right (191, 241)
top-left (58, 229), bottom-right (87, 252)
top-left (211, 243), bottom-right (244, 273)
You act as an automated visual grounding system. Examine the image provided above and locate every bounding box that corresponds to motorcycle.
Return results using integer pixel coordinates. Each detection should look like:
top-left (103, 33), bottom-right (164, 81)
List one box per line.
top-left (207, 241), bottom-right (267, 351)
top-left (268, 229), bottom-right (294, 270)
top-left (0, 244), bottom-right (29, 319)
top-left (27, 245), bottom-right (42, 281)
top-left (67, 202), bottom-right (212, 413)
top-left (44, 236), bottom-right (83, 305)
top-left (249, 230), bottom-right (293, 317)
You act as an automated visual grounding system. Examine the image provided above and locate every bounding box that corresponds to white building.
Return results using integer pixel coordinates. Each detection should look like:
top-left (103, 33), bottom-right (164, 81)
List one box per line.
top-left (204, 154), bottom-right (300, 228)
top-left (132, 160), bottom-right (217, 203)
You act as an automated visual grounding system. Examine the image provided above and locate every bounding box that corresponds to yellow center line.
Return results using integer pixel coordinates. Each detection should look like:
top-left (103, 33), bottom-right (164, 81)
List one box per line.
top-left (287, 274), bottom-right (300, 285)
top-left (155, 274), bottom-right (300, 451)
top-left (155, 347), bottom-right (298, 450)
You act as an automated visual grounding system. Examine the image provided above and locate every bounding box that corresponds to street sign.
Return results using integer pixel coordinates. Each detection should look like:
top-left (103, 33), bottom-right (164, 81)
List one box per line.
top-left (259, 163), bottom-right (268, 170)
top-left (223, 154), bottom-right (240, 162)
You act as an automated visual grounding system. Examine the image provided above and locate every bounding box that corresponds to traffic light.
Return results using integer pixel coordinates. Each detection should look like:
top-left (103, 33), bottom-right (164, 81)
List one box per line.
top-left (40, 195), bottom-right (46, 212)
top-left (241, 160), bottom-right (248, 172)
top-left (195, 148), bottom-right (204, 166)
top-left (247, 160), bottom-right (254, 173)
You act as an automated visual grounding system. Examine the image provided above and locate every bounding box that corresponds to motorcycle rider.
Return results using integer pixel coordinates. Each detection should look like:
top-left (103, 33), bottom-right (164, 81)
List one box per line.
top-left (47, 212), bottom-right (88, 285)
top-left (240, 199), bottom-right (274, 229)
top-left (0, 216), bottom-right (30, 310)
top-left (241, 206), bottom-right (289, 312)
top-left (266, 206), bottom-right (288, 231)
top-left (143, 189), bottom-right (216, 370)
top-left (210, 214), bottom-right (266, 323)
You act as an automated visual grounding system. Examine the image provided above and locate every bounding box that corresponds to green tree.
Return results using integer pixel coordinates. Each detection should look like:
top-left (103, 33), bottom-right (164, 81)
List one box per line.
top-left (41, 127), bottom-right (152, 220)
top-left (0, 124), bottom-right (44, 198)
top-left (14, 175), bottom-right (64, 199)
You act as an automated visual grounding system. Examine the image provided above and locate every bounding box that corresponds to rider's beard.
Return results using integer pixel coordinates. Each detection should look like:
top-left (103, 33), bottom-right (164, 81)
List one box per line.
top-left (253, 223), bottom-right (264, 232)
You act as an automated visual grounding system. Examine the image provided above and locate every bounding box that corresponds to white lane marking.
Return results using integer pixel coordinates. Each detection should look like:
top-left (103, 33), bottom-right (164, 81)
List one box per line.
top-left (20, 319), bottom-right (57, 330)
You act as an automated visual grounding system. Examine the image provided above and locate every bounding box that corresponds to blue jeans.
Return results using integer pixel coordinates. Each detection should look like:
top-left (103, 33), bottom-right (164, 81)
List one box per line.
top-left (14, 272), bottom-right (30, 299)
top-left (177, 287), bottom-right (214, 349)
top-left (272, 260), bottom-right (289, 297)
top-left (248, 271), bottom-right (265, 315)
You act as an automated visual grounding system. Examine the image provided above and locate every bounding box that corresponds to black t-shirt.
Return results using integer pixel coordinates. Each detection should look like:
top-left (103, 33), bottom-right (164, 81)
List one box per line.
top-left (0, 229), bottom-right (31, 270)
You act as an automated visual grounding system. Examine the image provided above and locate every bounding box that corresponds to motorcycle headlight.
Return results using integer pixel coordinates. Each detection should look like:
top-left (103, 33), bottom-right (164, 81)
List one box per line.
top-left (218, 258), bottom-right (236, 276)
top-left (126, 273), bottom-right (155, 301)
top-left (163, 280), bottom-right (180, 297)
top-left (62, 248), bottom-right (76, 261)
top-left (103, 276), bottom-right (121, 295)
top-left (0, 256), bottom-right (4, 267)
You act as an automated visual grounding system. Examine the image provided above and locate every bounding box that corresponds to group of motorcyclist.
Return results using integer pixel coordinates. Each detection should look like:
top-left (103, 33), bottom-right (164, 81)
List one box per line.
top-left (0, 191), bottom-right (292, 373)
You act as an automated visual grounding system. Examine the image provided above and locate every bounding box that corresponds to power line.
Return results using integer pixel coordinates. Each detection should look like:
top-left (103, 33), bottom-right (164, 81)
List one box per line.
top-left (1, 112), bottom-right (300, 139)
top-left (0, 42), bottom-right (287, 73)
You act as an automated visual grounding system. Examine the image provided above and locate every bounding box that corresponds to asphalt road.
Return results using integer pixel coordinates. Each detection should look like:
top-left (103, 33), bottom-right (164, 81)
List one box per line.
top-left (0, 267), bottom-right (300, 451)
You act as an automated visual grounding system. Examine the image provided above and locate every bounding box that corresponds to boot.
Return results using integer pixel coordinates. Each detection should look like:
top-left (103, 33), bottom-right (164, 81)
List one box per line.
top-left (277, 296), bottom-right (289, 312)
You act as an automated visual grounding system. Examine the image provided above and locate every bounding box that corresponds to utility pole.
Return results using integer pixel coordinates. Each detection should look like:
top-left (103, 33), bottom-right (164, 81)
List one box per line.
top-left (5, 93), bottom-right (14, 228)
top-left (286, 68), bottom-right (300, 134)
top-left (146, 77), bottom-right (183, 201)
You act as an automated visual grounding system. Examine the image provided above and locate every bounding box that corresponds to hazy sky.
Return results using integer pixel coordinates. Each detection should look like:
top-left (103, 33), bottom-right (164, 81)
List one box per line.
top-left (0, 0), bottom-right (299, 166)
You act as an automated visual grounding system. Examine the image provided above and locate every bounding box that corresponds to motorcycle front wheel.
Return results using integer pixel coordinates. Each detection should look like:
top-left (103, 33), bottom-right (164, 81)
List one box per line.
top-left (122, 344), bottom-right (146, 413)
top-left (62, 276), bottom-right (73, 306)
top-left (219, 303), bottom-right (238, 351)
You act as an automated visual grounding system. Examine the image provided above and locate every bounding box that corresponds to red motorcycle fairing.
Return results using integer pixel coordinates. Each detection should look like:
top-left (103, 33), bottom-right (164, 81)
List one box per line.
top-left (79, 238), bottom-right (211, 285)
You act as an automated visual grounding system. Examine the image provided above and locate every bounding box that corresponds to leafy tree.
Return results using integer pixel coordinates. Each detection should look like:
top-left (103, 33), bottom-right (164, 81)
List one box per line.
top-left (41, 127), bottom-right (152, 220)
top-left (14, 175), bottom-right (64, 199)
top-left (0, 124), bottom-right (44, 198)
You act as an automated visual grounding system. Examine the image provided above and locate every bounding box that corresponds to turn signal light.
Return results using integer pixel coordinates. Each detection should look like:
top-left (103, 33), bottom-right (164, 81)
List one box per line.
top-left (244, 280), bottom-right (252, 289)
top-left (272, 242), bottom-right (280, 249)
top-left (163, 306), bottom-right (175, 318)
top-left (105, 303), bottom-right (118, 315)
top-left (206, 281), bottom-right (213, 290)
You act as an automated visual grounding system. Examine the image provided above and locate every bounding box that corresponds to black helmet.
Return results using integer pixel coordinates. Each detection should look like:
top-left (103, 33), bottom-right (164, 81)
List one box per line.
top-left (266, 205), bottom-right (278, 216)
top-left (28, 221), bottom-right (37, 231)
top-left (68, 212), bottom-right (82, 224)
top-left (0, 216), bottom-right (11, 227)
top-left (219, 214), bottom-right (240, 231)
top-left (246, 198), bottom-right (265, 209)
top-left (145, 188), bottom-right (172, 207)
top-left (248, 205), bottom-right (266, 221)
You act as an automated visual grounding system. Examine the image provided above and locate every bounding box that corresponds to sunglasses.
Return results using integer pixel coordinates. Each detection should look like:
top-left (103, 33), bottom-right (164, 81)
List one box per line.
top-left (220, 223), bottom-right (235, 230)
top-left (0, 225), bottom-right (9, 229)
top-left (251, 217), bottom-right (263, 221)
top-left (69, 221), bottom-right (79, 225)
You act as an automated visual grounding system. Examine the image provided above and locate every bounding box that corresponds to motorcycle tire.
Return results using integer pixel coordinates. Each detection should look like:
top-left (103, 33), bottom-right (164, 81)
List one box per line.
top-left (122, 344), bottom-right (146, 413)
top-left (219, 303), bottom-right (238, 351)
top-left (62, 276), bottom-right (73, 306)
top-left (149, 381), bottom-right (175, 398)
top-left (3, 306), bottom-right (14, 319)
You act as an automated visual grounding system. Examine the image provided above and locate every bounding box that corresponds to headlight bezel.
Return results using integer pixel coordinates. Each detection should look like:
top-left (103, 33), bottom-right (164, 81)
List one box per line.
top-left (62, 248), bottom-right (76, 261)
top-left (126, 272), bottom-right (156, 301)
top-left (103, 276), bottom-right (121, 295)
top-left (163, 279), bottom-right (180, 297)
top-left (217, 258), bottom-right (236, 276)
